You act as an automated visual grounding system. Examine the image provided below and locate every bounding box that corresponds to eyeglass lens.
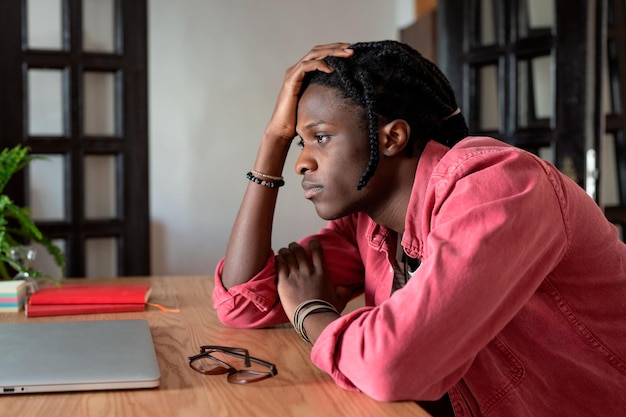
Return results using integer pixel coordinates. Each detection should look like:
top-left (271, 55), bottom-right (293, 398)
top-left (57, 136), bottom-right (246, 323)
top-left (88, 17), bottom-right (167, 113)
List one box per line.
top-left (190, 351), bottom-right (274, 384)
top-left (227, 370), bottom-right (272, 384)
top-left (190, 356), bottom-right (231, 375)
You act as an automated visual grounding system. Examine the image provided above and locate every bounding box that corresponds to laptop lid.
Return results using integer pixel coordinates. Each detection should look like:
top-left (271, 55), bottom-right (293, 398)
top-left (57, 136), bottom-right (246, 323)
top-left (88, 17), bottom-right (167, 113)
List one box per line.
top-left (0, 319), bottom-right (161, 394)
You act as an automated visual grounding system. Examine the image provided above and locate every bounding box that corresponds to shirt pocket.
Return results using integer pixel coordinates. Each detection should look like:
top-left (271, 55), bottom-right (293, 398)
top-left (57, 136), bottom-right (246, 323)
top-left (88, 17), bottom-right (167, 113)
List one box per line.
top-left (460, 336), bottom-right (525, 416)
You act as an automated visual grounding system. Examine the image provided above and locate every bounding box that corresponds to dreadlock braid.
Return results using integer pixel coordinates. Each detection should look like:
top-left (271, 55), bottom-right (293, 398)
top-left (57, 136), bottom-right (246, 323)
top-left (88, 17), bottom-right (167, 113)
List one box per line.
top-left (300, 40), bottom-right (468, 190)
top-left (354, 71), bottom-right (380, 190)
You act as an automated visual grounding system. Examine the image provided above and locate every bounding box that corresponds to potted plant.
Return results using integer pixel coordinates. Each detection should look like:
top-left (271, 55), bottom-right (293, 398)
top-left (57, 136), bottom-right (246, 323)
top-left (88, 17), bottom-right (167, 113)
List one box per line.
top-left (0, 145), bottom-right (65, 282)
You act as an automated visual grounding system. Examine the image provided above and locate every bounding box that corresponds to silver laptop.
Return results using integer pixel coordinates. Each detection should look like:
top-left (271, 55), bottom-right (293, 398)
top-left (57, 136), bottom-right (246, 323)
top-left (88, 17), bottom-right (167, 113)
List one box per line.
top-left (0, 319), bottom-right (161, 394)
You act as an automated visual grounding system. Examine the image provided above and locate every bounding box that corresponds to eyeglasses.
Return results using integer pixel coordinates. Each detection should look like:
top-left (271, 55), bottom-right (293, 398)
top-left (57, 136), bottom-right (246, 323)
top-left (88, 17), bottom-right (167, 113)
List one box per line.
top-left (188, 345), bottom-right (277, 384)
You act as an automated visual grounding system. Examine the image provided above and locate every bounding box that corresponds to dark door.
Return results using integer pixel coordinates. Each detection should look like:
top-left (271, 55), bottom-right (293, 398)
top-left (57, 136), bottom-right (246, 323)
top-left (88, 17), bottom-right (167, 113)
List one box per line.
top-left (603, 0), bottom-right (626, 236)
top-left (0, 0), bottom-right (150, 277)
top-left (437, 0), bottom-right (623, 239)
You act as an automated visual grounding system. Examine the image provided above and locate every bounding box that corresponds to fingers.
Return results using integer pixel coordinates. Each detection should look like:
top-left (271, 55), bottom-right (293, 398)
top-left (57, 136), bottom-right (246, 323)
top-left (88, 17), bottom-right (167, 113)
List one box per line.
top-left (285, 43), bottom-right (353, 82)
top-left (308, 42), bottom-right (353, 55)
top-left (308, 239), bottom-right (325, 272)
top-left (276, 240), bottom-right (341, 318)
top-left (274, 250), bottom-right (286, 275)
top-left (289, 44), bottom-right (353, 76)
top-left (276, 239), bottom-right (324, 272)
top-left (277, 241), bottom-right (312, 274)
top-left (296, 43), bottom-right (354, 73)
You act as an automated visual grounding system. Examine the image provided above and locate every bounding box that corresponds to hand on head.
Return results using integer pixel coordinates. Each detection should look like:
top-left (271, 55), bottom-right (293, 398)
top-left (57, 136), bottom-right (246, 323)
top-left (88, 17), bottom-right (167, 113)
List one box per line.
top-left (265, 43), bottom-right (354, 145)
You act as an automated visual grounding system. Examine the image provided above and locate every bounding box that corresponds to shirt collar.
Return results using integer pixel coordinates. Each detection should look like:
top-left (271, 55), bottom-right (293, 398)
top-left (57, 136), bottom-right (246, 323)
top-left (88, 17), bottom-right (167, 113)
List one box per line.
top-left (401, 140), bottom-right (450, 259)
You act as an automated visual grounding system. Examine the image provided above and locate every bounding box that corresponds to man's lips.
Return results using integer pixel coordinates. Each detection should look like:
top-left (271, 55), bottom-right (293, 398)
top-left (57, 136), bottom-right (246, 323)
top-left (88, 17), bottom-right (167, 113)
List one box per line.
top-left (301, 181), bottom-right (323, 199)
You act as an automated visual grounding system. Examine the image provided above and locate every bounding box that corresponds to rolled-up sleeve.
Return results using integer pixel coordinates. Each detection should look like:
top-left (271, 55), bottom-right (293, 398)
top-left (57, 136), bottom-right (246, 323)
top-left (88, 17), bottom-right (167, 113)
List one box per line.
top-left (213, 215), bottom-right (367, 329)
top-left (213, 254), bottom-right (287, 328)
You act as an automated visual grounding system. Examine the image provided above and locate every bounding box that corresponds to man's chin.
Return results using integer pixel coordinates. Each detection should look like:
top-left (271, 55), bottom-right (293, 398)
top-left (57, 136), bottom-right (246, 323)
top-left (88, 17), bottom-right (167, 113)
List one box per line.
top-left (312, 203), bottom-right (346, 221)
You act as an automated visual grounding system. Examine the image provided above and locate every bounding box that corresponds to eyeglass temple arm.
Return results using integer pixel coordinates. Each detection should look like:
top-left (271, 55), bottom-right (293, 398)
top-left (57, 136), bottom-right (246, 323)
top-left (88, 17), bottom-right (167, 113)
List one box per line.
top-left (195, 345), bottom-right (252, 367)
top-left (248, 356), bottom-right (278, 376)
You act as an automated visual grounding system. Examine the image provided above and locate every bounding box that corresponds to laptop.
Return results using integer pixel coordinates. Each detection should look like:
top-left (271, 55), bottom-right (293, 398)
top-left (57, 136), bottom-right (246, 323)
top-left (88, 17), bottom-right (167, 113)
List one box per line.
top-left (0, 319), bottom-right (161, 394)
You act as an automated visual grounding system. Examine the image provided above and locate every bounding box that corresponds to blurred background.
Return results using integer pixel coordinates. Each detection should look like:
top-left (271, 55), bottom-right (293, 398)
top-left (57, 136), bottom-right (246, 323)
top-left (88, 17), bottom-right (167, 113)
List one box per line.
top-left (1, 0), bottom-right (623, 279)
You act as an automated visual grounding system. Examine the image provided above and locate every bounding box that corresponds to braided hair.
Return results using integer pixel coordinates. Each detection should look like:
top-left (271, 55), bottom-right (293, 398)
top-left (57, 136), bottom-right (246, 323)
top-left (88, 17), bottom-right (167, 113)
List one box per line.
top-left (300, 40), bottom-right (468, 190)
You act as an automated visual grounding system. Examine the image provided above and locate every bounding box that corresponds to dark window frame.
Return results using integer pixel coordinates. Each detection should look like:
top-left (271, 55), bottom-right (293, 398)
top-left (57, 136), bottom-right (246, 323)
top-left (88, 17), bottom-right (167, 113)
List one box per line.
top-left (0, 0), bottom-right (150, 277)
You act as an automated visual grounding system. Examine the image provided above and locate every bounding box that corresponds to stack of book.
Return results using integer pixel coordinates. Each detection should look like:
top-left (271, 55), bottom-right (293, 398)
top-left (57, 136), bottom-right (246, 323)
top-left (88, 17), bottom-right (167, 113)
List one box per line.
top-left (0, 280), bottom-right (27, 312)
top-left (25, 284), bottom-right (152, 317)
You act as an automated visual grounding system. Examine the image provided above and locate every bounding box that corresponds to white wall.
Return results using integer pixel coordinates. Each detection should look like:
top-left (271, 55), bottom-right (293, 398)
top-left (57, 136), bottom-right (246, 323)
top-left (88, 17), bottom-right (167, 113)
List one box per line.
top-left (148, 1), bottom-right (404, 275)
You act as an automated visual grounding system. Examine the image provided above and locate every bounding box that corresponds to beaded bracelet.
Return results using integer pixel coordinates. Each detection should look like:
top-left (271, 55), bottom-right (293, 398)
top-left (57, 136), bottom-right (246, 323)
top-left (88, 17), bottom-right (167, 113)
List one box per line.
top-left (250, 170), bottom-right (283, 181)
top-left (293, 299), bottom-right (339, 343)
top-left (246, 171), bottom-right (285, 188)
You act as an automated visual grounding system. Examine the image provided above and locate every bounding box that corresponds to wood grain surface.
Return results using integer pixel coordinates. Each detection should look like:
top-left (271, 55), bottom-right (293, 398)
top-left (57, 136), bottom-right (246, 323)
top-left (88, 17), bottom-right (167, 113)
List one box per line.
top-left (0, 276), bottom-right (430, 417)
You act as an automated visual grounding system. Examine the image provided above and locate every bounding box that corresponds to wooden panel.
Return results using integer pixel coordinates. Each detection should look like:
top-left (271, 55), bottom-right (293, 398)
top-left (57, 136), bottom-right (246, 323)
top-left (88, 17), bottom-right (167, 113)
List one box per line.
top-left (416, 0), bottom-right (438, 17)
top-left (401, 9), bottom-right (438, 62)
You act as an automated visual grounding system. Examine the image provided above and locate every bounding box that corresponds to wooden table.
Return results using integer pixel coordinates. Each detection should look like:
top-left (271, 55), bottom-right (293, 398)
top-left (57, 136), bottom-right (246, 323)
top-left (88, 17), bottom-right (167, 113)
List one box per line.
top-left (0, 276), bottom-right (430, 417)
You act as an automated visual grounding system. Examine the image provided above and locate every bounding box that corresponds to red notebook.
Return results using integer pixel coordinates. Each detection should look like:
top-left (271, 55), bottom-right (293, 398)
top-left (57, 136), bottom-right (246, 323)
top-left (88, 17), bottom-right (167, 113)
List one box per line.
top-left (26, 284), bottom-right (151, 317)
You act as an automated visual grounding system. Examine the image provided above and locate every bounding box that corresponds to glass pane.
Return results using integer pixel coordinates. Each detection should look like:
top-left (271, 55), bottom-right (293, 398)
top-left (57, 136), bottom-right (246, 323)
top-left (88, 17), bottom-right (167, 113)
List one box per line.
top-left (29, 154), bottom-right (65, 221)
top-left (586, 149), bottom-right (597, 199)
top-left (531, 56), bottom-right (553, 119)
top-left (31, 239), bottom-right (66, 279)
top-left (479, 0), bottom-right (497, 46)
top-left (84, 155), bottom-right (117, 219)
top-left (85, 238), bottom-right (118, 278)
top-left (83, 0), bottom-right (116, 52)
top-left (538, 146), bottom-right (554, 164)
top-left (519, 0), bottom-right (554, 36)
top-left (27, 0), bottom-right (63, 50)
top-left (601, 133), bottom-right (620, 207)
top-left (28, 69), bottom-right (65, 136)
top-left (83, 71), bottom-right (117, 136)
top-left (517, 55), bottom-right (553, 127)
top-left (476, 65), bottom-right (499, 131)
top-left (526, 0), bottom-right (554, 28)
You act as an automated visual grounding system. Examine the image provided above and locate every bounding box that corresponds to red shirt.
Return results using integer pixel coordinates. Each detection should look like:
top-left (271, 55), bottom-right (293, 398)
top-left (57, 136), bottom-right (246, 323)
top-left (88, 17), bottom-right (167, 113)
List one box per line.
top-left (213, 137), bottom-right (626, 416)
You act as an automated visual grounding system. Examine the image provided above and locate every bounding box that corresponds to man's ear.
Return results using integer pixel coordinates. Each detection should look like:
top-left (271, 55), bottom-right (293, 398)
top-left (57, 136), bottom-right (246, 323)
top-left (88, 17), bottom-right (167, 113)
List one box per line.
top-left (380, 119), bottom-right (411, 156)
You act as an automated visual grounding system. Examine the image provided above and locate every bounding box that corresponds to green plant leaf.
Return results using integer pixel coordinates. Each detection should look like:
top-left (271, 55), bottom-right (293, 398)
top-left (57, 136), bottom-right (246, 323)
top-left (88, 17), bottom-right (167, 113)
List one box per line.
top-left (0, 145), bottom-right (64, 280)
top-left (0, 145), bottom-right (44, 194)
top-left (5, 203), bottom-right (43, 241)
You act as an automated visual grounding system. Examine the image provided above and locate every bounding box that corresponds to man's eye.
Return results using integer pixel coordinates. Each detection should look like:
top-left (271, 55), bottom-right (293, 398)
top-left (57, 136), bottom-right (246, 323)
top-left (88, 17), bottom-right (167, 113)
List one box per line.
top-left (315, 134), bottom-right (330, 143)
top-left (297, 138), bottom-right (305, 148)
